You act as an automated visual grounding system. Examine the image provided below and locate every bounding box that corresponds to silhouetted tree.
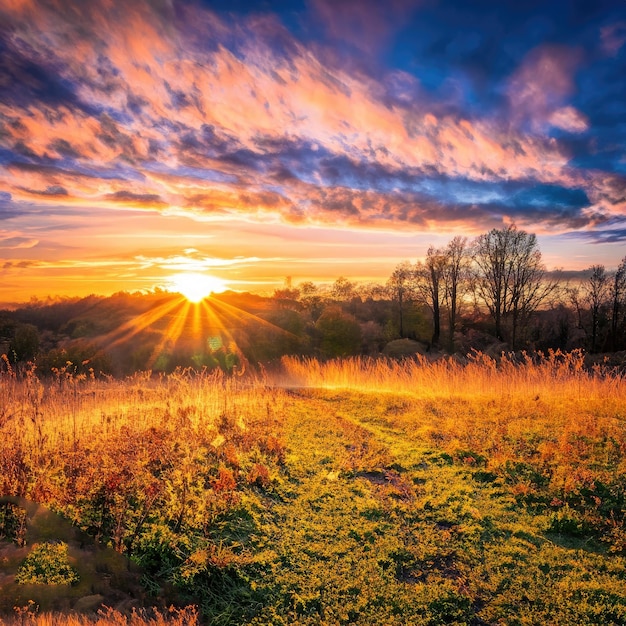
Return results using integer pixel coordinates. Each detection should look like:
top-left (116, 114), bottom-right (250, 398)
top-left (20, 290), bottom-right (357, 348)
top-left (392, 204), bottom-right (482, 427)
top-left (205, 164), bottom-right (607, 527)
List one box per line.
top-left (584, 265), bottom-right (610, 352)
top-left (415, 247), bottom-right (446, 347)
top-left (386, 262), bottom-right (416, 338)
top-left (472, 225), bottom-right (554, 348)
top-left (609, 256), bottom-right (626, 350)
top-left (442, 236), bottom-right (470, 352)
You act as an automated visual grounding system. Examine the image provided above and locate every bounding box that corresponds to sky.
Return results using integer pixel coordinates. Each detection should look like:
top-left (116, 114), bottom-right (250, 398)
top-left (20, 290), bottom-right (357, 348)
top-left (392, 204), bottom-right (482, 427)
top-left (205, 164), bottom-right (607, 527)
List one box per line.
top-left (0, 0), bottom-right (625, 302)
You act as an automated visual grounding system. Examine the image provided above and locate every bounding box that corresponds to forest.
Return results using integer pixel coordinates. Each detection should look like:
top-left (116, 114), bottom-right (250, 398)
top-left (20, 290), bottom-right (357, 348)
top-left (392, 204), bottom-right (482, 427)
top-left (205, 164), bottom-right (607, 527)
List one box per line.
top-left (1, 226), bottom-right (625, 378)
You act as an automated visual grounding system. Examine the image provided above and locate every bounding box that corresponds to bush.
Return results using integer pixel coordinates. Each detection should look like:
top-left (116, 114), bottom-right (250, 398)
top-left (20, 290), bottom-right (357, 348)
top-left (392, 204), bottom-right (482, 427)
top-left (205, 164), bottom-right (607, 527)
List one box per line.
top-left (0, 501), bottom-right (26, 546)
top-left (15, 541), bottom-right (79, 585)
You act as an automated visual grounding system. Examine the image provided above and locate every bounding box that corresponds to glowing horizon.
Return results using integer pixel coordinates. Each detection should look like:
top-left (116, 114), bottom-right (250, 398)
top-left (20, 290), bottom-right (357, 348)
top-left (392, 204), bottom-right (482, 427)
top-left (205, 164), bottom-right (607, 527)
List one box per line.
top-left (0, 1), bottom-right (625, 303)
top-left (167, 272), bottom-right (227, 302)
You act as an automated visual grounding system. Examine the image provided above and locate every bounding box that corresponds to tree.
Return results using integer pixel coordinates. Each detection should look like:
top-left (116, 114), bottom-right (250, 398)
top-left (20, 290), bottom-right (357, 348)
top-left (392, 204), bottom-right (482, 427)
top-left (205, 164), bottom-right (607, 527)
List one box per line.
top-left (9, 323), bottom-right (39, 363)
top-left (299, 281), bottom-right (318, 298)
top-left (315, 307), bottom-right (362, 357)
top-left (244, 309), bottom-right (308, 361)
top-left (583, 265), bottom-right (609, 352)
top-left (441, 236), bottom-right (470, 352)
top-left (609, 256), bottom-right (626, 351)
top-left (472, 228), bottom-right (510, 342)
top-left (273, 287), bottom-right (301, 303)
top-left (507, 232), bottom-right (559, 349)
top-left (298, 282), bottom-right (325, 320)
top-left (472, 225), bottom-right (555, 348)
top-left (415, 247), bottom-right (447, 347)
top-left (331, 276), bottom-right (356, 302)
top-left (356, 282), bottom-right (387, 301)
top-left (386, 262), bottom-right (416, 338)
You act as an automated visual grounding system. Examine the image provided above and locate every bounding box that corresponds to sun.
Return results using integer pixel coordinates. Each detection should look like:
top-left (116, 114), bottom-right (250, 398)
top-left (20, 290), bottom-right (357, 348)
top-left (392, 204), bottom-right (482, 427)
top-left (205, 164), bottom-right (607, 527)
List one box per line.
top-left (169, 272), bottom-right (226, 302)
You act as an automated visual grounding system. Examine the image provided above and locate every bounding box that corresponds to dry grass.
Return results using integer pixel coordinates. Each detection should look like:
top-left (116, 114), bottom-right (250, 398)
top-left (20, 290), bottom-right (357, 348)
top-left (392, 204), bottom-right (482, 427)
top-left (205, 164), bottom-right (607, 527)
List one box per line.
top-left (0, 606), bottom-right (199, 626)
top-left (279, 348), bottom-right (626, 409)
top-left (279, 350), bottom-right (626, 463)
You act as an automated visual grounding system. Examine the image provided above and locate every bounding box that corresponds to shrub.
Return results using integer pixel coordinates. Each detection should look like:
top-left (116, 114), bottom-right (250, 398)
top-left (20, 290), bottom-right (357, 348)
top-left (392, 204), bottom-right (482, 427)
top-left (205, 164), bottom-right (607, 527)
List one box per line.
top-left (15, 541), bottom-right (79, 585)
top-left (0, 501), bottom-right (26, 546)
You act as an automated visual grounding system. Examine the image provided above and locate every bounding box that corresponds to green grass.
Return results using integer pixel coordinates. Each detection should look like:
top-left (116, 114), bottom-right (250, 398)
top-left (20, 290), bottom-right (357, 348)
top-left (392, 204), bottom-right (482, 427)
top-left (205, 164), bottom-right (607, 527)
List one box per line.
top-left (234, 389), bottom-right (626, 625)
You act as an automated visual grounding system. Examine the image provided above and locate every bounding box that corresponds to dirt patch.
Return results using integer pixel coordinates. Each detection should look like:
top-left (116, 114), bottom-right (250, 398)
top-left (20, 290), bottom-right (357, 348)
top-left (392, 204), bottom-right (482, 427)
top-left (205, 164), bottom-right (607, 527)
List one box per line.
top-left (356, 469), bottom-right (417, 501)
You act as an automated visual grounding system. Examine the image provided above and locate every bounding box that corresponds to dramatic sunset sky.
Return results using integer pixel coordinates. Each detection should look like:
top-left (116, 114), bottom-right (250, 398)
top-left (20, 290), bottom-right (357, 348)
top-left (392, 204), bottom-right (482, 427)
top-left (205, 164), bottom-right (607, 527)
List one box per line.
top-left (0, 0), bottom-right (625, 301)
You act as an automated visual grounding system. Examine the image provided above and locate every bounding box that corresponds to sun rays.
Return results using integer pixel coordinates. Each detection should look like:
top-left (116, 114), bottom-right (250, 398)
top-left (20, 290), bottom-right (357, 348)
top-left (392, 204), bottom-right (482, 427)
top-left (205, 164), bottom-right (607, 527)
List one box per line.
top-left (96, 291), bottom-right (300, 372)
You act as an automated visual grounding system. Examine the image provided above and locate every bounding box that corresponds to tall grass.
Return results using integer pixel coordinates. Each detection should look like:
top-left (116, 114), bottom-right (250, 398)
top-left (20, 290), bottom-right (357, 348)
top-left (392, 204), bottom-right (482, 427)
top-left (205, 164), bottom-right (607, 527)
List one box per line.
top-left (0, 607), bottom-right (199, 626)
top-left (0, 363), bottom-right (287, 622)
top-left (278, 350), bottom-right (626, 496)
top-left (279, 349), bottom-right (626, 407)
top-left (0, 363), bottom-right (281, 498)
top-left (280, 351), bottom-right (626, 555)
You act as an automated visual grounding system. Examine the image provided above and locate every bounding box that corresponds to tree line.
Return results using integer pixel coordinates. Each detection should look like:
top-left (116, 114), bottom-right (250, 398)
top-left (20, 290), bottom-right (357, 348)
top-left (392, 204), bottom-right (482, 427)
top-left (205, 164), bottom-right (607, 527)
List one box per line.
top-left (277, 224), bottom-right (626, 356)
top-left (387, 226), bottom-right (558, 352)
top-left (1, 224), bottom-right (625, 375)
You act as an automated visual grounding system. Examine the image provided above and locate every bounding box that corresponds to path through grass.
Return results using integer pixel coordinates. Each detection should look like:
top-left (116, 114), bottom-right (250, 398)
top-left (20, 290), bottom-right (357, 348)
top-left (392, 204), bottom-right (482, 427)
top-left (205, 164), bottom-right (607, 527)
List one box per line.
top-left (249, 388), bottom-right (626, 625)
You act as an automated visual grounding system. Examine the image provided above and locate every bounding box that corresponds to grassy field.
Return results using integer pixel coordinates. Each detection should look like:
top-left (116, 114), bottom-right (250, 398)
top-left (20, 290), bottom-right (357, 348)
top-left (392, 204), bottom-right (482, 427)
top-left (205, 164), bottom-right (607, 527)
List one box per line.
top-left (1, 351), bottom-right (626, 624)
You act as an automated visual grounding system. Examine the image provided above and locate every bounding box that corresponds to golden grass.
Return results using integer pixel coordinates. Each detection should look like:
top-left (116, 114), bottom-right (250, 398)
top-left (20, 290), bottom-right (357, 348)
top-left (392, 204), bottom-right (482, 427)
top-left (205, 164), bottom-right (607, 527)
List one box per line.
top-left (279, 349), bottom-right (626, 407)
top-left (0, 607), bottom-right (199, 626)
top-left (278, 350), bottom-right (626, 508)
top-left (0, 363), bottom-right (282, 495)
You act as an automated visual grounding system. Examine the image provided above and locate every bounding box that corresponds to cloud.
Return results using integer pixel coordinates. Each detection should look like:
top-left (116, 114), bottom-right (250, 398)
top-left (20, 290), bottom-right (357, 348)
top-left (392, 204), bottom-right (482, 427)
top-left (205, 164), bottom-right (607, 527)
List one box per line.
top-left (0, 0), bottom-right (623, 246)
top-left (0, 191), bottom-right (22, 219)
top-left (507, 45), bottom-right (586, 134)
top-left (3, 260), bottom-right (35, 269)
top-left (40, 185), bottom-right (68, 196)
top-left (134, 252), bottom-right (264, 272)
top-left (310, 0), bottom-right (420, 56)
top-left (0, 235), bottom-right (38, 249)
top-left (17, 184), bottom-right (69, 197)
top-left (569, 227), bottom-right (626, 244)
top-left (549, 107), bottom-right (589, 133)
top-left (105, 190), bottom-right (167, 208)
top-left (601, 22), bottom-right (626, 56)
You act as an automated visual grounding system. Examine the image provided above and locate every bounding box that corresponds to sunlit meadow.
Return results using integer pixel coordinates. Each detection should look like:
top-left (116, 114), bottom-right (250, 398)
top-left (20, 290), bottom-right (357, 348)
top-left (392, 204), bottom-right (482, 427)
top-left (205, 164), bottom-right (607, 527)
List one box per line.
top-left (1, 351), bottom-right (625, 624)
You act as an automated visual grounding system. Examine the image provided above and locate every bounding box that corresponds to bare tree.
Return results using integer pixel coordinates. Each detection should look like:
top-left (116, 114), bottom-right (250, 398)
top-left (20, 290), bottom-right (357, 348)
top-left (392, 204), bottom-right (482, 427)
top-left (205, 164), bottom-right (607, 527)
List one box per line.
top-left (609, 256), bottom-right (626, 351)
top-left (567, 284), bottom-right (585, 333)
top-left (584, 265), bottom-right (610, 352)
top-left (415, 247), bottom-right (447, 347)
top-left (472, 225), bottom-right (555, 348)
top-left (507, 229), bottom-right (559, 349)
top-left (441, 236), bottom-right (469, 352)
top-left (386, 261), bottom-right (416, 338)
top-left (472, 227), bottom-right (511, 342)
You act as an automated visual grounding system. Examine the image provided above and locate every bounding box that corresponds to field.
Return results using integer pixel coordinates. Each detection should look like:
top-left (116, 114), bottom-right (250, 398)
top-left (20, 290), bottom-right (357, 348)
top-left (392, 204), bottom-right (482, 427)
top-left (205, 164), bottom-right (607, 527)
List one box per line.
top-left (1, 351), bottom-right (626, 625)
